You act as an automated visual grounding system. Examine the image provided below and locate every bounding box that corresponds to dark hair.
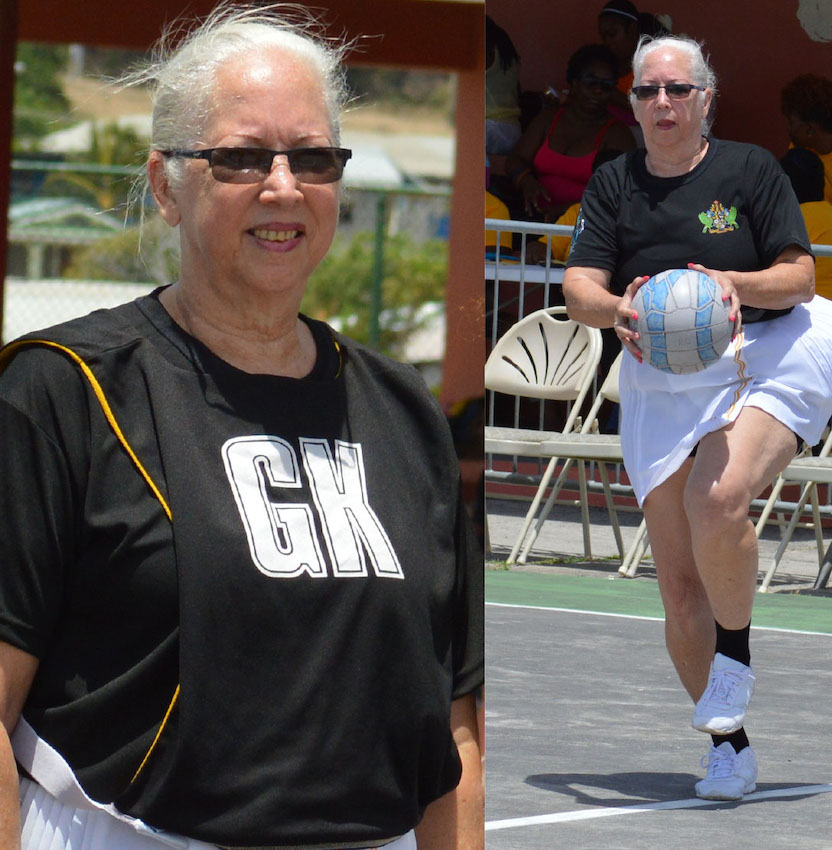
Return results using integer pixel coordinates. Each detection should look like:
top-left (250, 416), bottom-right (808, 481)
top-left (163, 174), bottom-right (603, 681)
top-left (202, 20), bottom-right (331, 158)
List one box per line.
top-left (486, 16), bottom-right (520, 72)
top-left (592, 148), bottom-right (625, 172)
top-left (599, 0), bottom-right (639, 24)
top-left (638, 12), bottom-right (670, 36)
top-left (781, 74), bottom-right (832, 133)
top-left (566, 43), bottom-right (619, 84)
top-left (780, 147), bottom-right (825, 204)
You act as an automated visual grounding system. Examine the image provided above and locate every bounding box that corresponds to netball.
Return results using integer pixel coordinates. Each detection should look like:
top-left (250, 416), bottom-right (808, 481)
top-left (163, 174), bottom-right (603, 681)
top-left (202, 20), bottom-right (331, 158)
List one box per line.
top-left (630, 268), bottom-right (733, 375)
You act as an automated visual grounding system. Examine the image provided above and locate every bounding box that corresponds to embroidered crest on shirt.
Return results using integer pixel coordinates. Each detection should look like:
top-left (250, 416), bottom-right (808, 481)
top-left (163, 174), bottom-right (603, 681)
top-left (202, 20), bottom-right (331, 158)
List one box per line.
top-left (698, 201), bottom-right (739, 234)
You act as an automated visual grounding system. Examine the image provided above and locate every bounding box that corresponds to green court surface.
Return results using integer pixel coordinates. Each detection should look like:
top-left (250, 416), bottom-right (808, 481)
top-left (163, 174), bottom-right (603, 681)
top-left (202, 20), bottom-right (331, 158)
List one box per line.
top-left (486, 569), bottom-right (832, 634)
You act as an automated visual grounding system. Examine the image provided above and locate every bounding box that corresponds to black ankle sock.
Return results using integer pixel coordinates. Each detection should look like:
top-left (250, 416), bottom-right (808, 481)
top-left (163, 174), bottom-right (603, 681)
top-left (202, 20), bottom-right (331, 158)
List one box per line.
top-left (712, 727), bottom-right (749, 753)
top-left (714, 619), bottom-right (751, 667)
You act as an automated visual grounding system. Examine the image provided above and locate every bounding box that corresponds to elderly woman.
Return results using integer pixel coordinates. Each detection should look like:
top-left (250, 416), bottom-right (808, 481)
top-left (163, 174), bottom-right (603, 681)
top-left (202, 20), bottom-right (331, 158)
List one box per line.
top-left (564, 35), bottom-right (832, 801)
top-left (0, 5), bottom-right (483, 849)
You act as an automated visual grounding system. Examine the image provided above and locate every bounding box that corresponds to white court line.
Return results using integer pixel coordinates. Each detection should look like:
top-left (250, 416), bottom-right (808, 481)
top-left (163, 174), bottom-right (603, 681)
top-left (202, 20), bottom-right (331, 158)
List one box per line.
top-left (486, 601), bottom-right (832, 637)
top-left (485, 784), bottom-right (832, 830)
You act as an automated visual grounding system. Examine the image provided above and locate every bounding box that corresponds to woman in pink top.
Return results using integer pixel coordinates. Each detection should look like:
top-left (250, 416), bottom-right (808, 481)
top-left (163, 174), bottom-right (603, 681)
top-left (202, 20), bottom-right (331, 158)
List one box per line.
top-left (506, 43), bottom-right (636, 220)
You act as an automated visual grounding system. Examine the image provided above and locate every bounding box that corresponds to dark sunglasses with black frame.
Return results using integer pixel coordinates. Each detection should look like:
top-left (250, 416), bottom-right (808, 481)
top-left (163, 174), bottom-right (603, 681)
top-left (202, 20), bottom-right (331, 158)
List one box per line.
top-left (631, 83), bottom-right (705, 101)
top-left (578, 73), bottom-right (617, 92)
top-left (160, 146), bottom-right (352, 184)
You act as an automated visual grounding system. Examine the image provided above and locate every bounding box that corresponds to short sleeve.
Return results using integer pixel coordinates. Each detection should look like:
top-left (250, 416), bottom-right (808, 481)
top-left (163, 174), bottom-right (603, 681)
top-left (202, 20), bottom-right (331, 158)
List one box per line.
top-left (0, 351), bottom-right (88, 657)
top-left (565, 162), bottom-right (624, 273)
top-left (746, 146), bottom-right (812, 265)
top-left (450, 484), bottom-right (484, 700)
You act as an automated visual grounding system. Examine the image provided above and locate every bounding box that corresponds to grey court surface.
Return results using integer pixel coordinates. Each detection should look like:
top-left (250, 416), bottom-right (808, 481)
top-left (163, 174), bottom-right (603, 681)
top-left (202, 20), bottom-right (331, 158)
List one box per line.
top-left (485, 499), bottom-right (832, 850)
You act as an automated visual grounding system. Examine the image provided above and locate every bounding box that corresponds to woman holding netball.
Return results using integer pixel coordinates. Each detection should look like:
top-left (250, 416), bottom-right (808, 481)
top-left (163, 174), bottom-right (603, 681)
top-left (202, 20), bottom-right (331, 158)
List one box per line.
top-left (0, 4), bottom-right (482, 848)
top-left (563, 34), bottom-right (832, 800)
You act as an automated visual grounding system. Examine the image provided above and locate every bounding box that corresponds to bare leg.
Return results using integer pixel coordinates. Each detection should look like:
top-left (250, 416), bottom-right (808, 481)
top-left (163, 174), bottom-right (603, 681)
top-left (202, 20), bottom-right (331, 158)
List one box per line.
top-left (684, 407), bottom-right (798, 629)
top-left (643, 459), bottom-right (715, 701)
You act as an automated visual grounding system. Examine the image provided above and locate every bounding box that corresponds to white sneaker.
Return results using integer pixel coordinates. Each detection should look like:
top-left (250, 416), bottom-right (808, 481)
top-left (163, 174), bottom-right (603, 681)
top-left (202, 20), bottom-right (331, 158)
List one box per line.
top-left (695, 742), bottom-right (757, 800)
top-left (692, 653), bottom-right (755, 734)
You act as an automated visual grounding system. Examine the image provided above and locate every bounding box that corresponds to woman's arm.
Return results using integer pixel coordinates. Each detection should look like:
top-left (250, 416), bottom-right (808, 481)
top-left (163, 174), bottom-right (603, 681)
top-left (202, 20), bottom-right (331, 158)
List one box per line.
top-left (691, 246), bottom-right (815, 310)
top-left (563, 265), bottom-right (619, 328)
top-left (0, 642), bottom-right (39, 850)
top-left (505, 108), bottom-right (556, 216)
top-left (414, 691), bottom-right (483, 850)
top-left (563, 266), bottom-right (647, 361)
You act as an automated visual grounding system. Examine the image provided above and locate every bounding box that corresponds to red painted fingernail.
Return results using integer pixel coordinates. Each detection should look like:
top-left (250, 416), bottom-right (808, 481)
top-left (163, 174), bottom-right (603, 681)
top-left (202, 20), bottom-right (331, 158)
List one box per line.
top-left (729, 314), bottom-right (735, 321)
top-left (632, 311), bottom-right (638, 320)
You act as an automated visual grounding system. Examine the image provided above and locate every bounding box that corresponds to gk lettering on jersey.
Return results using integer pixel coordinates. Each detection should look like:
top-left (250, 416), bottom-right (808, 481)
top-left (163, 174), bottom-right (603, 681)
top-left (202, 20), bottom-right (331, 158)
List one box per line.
top-left (222, 435), bottom-right (404, 579)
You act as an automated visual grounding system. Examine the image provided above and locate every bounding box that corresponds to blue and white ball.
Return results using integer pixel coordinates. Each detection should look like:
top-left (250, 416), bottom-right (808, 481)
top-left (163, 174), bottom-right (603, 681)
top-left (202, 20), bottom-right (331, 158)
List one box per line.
top-left (630, 268), bottom-right (733, 375)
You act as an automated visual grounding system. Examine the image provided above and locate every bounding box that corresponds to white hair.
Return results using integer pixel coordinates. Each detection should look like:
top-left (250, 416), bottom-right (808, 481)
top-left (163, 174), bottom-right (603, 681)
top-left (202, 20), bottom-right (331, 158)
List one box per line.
top-left (630, 34), bottom-right (718, 134)
top-left (122, 2), bottom-right (352, 196)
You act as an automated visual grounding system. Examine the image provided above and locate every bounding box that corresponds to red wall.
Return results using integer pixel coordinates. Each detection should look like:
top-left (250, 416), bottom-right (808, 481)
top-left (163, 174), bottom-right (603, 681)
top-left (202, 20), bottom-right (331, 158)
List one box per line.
top-left (486, 0), bottom-right (832, 157)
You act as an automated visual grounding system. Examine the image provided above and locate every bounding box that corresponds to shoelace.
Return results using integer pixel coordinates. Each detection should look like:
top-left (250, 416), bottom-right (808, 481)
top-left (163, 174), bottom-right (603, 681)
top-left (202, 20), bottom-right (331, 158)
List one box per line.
top-left (701, 746), bottom-right (735, 779)
top-left (700, 669), bottom-right (744, 709)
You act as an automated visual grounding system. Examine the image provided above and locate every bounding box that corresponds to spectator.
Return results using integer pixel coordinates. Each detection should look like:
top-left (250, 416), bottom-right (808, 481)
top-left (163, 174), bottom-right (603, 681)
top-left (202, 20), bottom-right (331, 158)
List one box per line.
top-left (598, 0), bottom-right (671, 127)
top-left (525, 148), bottom-right (627, 264)
top-left (781, 73), bottom-right (832, 203)
top-left (780, 147), bottom-right (832, 299)
top-left (505, 44), bottom-right (635, 222)
top-left (486, 16), bottom-right (523, 156)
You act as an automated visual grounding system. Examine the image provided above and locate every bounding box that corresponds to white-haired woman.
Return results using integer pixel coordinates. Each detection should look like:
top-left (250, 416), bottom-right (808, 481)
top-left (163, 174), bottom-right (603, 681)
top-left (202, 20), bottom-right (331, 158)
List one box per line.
top-left (564, 35), bottom-right (832, 800)
top-left (0, 4), bottom-right (483, 849)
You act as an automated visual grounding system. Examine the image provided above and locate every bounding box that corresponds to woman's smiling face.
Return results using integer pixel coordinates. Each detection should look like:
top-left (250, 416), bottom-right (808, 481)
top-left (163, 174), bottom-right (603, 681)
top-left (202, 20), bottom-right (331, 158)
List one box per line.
top-left (152, 46), bottom-right (341, 301)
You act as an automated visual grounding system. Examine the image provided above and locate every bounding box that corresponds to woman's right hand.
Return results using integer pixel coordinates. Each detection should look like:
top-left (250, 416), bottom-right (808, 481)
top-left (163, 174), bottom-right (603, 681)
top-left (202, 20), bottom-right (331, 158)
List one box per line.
top-left (518, 173), bottom-right (551, 217)
top-left (614, 275), bottom-right (650, 363)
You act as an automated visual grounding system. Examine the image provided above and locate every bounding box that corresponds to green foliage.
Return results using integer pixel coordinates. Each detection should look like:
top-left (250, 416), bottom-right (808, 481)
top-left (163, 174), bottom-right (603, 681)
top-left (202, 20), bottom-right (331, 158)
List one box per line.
top-left (13, 43), bottom-right (71, 149)
top-left (62, 216), bottom-right (179, 284)
top-left (66, 224), bottom-right (447, 359)
top-left (42, 122), bottom-right (146, 213)
top-left (304, 231), bottom-right (447, 357)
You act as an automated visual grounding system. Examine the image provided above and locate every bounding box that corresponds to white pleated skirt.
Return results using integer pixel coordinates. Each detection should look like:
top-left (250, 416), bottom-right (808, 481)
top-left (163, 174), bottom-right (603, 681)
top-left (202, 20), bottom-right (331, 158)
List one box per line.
top-left (620, 295), bottom-right (832, 505)
top-left (19, 777), bottom-right (417, 850)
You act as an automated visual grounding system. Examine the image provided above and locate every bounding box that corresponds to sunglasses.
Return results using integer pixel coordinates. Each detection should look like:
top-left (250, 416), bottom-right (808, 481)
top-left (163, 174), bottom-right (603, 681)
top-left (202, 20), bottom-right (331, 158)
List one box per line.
top-left (631, 84), bottom-right (705, 101)
top-left (579, 74), bottom-right (617, 91)
top-left (160, 146), bottom-right (352, 184)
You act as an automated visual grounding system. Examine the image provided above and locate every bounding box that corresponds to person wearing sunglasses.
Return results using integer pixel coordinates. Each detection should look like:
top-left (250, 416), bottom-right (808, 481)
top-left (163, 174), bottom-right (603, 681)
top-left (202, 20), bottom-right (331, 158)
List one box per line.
top-left (505, 43), bottom-right (635, 222)
top-left (564, 35), bottom-right (832, 802)
top-left (597, 0), bottom-right (670, 127)
top-left (0, 4), bottom-right (483, 850)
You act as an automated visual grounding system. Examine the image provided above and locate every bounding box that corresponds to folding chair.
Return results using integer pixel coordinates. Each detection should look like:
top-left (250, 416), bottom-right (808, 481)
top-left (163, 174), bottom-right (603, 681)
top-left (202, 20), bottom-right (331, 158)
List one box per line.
top-left (503, 351), bottom-right (651, 574)
top-left (485, 307), bottom-right (602, 561)
top-left (755, 427), bottom-right (832, 592)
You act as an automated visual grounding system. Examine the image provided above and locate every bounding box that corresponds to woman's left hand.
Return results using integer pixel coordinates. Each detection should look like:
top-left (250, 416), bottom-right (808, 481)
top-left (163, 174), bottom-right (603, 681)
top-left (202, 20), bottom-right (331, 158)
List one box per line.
top-left (687, 262), bottom-right (743, 339)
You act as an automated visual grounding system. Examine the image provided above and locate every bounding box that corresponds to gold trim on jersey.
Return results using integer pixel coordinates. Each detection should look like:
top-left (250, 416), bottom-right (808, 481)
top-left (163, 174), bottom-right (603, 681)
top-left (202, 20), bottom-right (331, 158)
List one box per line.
top-left (726, 329), bottom-right (748, 419)
top-left (0, 338), bottom-right (179, 787)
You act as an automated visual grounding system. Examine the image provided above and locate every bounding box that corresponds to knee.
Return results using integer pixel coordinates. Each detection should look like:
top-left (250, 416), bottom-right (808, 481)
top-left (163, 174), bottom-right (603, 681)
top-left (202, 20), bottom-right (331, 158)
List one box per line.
top-left (683, 477), bottom-right (749, 533)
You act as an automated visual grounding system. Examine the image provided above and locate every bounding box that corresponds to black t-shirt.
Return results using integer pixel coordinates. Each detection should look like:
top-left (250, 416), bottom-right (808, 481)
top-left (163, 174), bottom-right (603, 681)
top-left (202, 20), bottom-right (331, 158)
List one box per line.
top-left (0, 291), bottom-right (483, 848)
top-left (566, 137), bottom-right (813, 323)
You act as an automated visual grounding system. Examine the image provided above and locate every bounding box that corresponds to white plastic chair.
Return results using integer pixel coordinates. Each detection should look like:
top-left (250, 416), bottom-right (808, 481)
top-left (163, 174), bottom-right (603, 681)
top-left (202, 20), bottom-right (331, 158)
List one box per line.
top-left (502, 351), bottom-right (650, 574)
top-left (755, 427), bottom-right (832, 592)
top-left (485, 307), bottom-right (602, 562)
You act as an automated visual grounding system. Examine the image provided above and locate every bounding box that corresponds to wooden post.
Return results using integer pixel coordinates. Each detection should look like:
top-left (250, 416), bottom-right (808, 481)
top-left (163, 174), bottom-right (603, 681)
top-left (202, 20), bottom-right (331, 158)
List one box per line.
top-left (0, 0), bottom-right (18, 342)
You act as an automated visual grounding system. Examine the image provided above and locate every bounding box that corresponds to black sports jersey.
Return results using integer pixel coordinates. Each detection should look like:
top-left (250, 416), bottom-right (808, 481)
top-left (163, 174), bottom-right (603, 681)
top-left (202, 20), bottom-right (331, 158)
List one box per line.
top-left (567, 137), bottom-right (813, 323)
top-left (0, 291), bottom-right (483, 848)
